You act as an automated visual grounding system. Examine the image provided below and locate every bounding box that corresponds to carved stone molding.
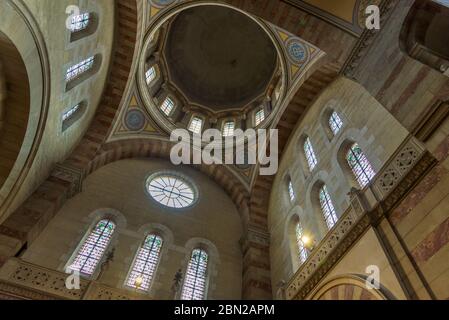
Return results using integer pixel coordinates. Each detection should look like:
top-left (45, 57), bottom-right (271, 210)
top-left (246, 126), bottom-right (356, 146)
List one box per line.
top-left (342, 0), bottom-right (400, 79)
top-left (0, 258), bottom-right (152, 300)
top-left (373, 136), bottom-right (426, 199)
top-left (51, 163), bottom-right (85, 198)
top-left (0, 258), bottom-right (88, 300)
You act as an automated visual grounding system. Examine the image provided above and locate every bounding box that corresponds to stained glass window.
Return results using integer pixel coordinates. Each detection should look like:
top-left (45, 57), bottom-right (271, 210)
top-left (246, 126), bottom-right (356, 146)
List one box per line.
top-left (69, 13), bottom-right (90, 33)
top-left (329, 111), bottom-right (343, 135)
top-left (223, 121), bottom-right (235, 137)
top-left (147, 174), bottom-right (196, 209)
top-left (66, 56), bottom-right (94, 82)
top-left (319, 185), bottom-right (338, 230)
top-left (161, 97), bottom-right (175, 116)
top-left (346, 143), bottom-right (376, 188)
top-left (295, 222), bottom-right (308, 264)
top-left (181, 249), bottom-right (209, 300)
top-left (146, 66), bottom-right (157, 85)
top-left (304, 137), bottom-right (318, 171)
top-left (255, 109), bottom-right (265, 126)
top-left (126, 234), bottom-right (163, 291)
top-left (62, 103), bottom-right (80, 122)
top-left (68, 219), bottom-right (115, 276)
top-left (189, 117), bottom-right (203, 134)
top-left (288, 180), bottom-right (295, 202)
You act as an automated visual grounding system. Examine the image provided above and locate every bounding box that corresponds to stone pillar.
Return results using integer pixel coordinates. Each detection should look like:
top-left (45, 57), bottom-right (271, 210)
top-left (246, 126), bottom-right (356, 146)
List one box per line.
top-left (240, 225), bottom-right (272, 300)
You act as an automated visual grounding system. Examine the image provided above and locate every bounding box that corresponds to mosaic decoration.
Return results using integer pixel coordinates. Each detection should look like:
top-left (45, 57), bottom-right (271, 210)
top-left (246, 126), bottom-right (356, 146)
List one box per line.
top-left (319, 186), bottom-right (338, 230)
top-left (149, 0), bottom-right (180, 18)
top-left (146, 174), bottom-right (196, 209)
top-left (286, 38), bottom-right (309, 65)
top-left (125, 109), bottom-right (146, 131)
top-left (181, 249), bottom-right (209, 300)
top-left (269, 24), bottom-right (322, 85)
top-left (126, 234), bottom-right (163, 291)
top-left (150, 0), bottom-right (177, 8)
top-left (68, 219), bottom-right (116, 276)
top-left (347, 143), bottom-right (376, 188)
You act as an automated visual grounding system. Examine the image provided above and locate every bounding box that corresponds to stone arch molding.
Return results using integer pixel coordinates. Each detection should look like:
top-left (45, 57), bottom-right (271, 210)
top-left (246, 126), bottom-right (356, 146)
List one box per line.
top-left (0, 0), bottom-right (50, 222)
top-left (309, 275), bottom-right (392, 300)
top-left (130, 0), bottom-right (324, 137)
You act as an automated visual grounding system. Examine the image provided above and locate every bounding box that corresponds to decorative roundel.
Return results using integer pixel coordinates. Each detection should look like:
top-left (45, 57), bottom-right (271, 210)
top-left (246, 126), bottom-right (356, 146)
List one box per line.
top-left (146, 173), bottom-right (197, 209)
top-left (125, 109), bottom-right (146, 131)
top-left (286, 38), bottom-right (308, 65)
top-left (150, 0), bottom-right (177, 9)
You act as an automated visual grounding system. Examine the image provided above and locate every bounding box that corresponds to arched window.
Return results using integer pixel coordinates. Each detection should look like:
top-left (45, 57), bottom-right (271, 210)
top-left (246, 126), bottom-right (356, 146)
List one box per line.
top-left (319, 185), bottom-right (338, 229)
top-left (329, 111), bottom-right (343, 135)
top-left (255, 109), bottom-right (265, 126)
top-left (288, 180), bottom-right (295, 202)
top-left (295, 222), bottom-right (308, 264)
top-left (222, 121), bottom-right (235, 137)
top-left (69, 13), bottom-right (91, 33)
top-left (181, 249), bottom-right (209, 300)
top-left (304, 137), bottom-right (318, 171)
top-left (62, 103), bottom-right (80, 122)
top-left (126, 234), bottom-right (163, 291)
top-left (145, 66), bottom-right (157, 85)
top-left (62, 102), bottom-right (86, 132)
top-left (68, 219), bottom-right (116, 277)
top-left (160, 97), bottom-right (175, 116)
top-left (346, 143), bottom-right (376, 188)
top-left (66, 56), bottom-right (95, 83)
top-left (189, 117), bottom-right (203, 134)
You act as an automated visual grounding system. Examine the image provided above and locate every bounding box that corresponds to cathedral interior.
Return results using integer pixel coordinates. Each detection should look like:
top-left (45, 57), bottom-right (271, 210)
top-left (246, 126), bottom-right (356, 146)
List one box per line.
top-left (0, 0), bottom-right (448, 301)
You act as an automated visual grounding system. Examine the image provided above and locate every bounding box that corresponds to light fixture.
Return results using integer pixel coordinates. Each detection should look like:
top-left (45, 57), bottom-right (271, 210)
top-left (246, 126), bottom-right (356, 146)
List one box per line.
top-left (135, 276), bottom-right (143, 290)
top-left (301, 235), bottom-right (315, 251)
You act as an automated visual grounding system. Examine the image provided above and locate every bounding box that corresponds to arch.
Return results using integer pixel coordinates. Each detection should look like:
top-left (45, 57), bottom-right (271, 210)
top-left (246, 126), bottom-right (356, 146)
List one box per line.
top-left (85, 139), bottom-right (250, 220)
top-left (309, 275), bottom-right (393, 300)
top-left (0, 0), bottom-right (51, 220)
top-left (125, 233), bottom-right (164, 292)
top-left (180, 238), bottom-right (220, 300)
top-left (137, 1), bottom-right (290, 136)
top-left (400, 0), bottom-right (449, 75)
top-left (65, 54), bottom-right (102, 91)
top-left (308, 176), bottom-right (335, 236)
top-left (319, 100), bottom-right (344, 141)
top-left (69, 12), bottom-right (99, 43)
top-left (62, 101), bottom-right (88, 132)
top-left (65, 213), bottom-right (121, 279)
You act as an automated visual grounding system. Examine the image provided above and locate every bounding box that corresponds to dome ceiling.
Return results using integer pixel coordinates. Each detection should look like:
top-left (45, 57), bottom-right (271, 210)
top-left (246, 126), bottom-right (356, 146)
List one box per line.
top-left (164, 6), bottom-right (278, 111)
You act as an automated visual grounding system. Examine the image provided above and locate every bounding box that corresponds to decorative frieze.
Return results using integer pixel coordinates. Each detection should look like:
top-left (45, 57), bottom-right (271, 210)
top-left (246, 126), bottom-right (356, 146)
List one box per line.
top-left (0, 258), bottom-right (152, 300)
top-left (0, 258), bottom-right (88, 300)
top-left (373, 136), bottom-right (426, 199)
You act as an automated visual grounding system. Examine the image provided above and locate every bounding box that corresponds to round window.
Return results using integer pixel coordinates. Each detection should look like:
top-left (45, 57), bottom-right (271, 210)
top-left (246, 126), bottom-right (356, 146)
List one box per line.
top-left (146, 173), bottom-right (197, 209)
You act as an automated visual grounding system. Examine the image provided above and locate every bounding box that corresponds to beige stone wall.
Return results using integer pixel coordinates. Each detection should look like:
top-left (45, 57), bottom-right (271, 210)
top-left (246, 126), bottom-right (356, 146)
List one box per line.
top-left (0, 0), bottom-right (114, 222)
top-left (268, 77), bottom-right (410, 294)
top-left (306, 228), bottom-right (407, 300)
top-left (22, 159), bottom-right (243, 300)
top-left (386, 114), bottom-right (449, 300)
